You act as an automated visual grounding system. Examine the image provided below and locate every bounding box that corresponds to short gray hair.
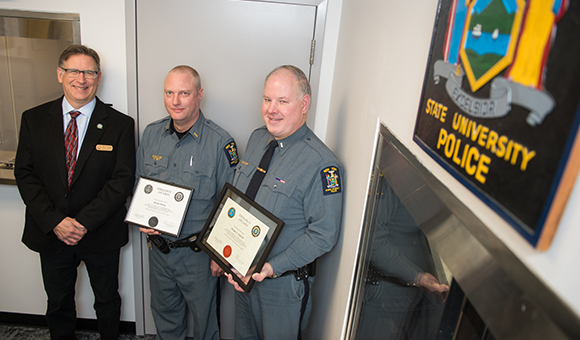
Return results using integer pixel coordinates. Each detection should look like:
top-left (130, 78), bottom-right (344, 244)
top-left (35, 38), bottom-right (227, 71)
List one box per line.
top-left (169, 65), bottom-right (202, 92)
top-left (58, 45), bottom-right (101, 72)
top-left (265, 65), bottom-right (311, 98)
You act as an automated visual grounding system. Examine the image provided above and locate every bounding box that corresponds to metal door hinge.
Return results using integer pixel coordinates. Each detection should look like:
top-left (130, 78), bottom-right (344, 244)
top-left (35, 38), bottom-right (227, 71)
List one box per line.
top-left (310, 39), bottom-right (316, 65)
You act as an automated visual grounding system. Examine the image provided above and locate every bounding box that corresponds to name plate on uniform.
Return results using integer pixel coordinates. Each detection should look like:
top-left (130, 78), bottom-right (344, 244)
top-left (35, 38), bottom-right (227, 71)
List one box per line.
top-left (125, 176), bottom-right (193, 237)
top-left (197, 183), bottom-right (284, 292)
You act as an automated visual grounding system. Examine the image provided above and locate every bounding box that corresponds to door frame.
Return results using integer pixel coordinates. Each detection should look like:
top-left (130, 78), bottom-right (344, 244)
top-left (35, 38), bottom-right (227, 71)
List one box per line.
top-left (124, 0), bottom-right (330, 335)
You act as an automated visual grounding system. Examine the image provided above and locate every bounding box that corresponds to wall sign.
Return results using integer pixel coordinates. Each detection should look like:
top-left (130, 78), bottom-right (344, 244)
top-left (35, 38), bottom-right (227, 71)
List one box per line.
top-left (413, 0), bottom-right (580, 249)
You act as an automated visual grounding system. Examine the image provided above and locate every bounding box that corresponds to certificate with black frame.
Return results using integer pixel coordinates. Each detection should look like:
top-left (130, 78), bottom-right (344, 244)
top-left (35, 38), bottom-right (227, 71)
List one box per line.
top-left (197, 182), bottom-right (285, 292)
top-left (125, 176), bottom-right (194, 237)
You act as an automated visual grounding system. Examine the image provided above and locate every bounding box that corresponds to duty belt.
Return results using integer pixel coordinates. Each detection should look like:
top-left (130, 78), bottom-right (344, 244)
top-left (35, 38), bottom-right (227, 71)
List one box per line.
top-left (147, 233), bottom-right (200, 254)
top-left (365, 264), bottom-right (383, 285)
top-left (273, 261), bottom-right (317, 281)
top-left (365, 264), bottom-right (401, 285)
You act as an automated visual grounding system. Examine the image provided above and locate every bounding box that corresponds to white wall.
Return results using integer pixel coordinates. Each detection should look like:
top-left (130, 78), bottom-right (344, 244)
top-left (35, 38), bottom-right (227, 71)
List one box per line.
top-left (313, 0), bottom-right (580, 338)
top-left (0, 0), bottom-right (136, 322)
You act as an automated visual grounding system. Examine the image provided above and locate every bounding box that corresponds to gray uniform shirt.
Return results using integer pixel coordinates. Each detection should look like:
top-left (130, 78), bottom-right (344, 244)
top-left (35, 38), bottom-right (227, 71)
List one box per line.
top-left (370, 177), bottom-right (425, 284)
top-left (233, 124), bottom-right (344, 275)
top-left (136, 112), bottom-right (238, 240)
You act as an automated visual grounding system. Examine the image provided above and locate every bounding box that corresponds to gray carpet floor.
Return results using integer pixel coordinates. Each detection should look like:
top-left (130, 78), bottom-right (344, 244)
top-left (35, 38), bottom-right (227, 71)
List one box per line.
top-left (0, 325), bottom-right (156, 340)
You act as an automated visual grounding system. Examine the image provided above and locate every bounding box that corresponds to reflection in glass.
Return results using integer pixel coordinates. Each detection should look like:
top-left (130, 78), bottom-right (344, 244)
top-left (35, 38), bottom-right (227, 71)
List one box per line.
top-left (355, 173), bottom-right (449, 340)
top-left (0, 10), bottom-right (79, 182)
top-left (348, 124), bottom-right (568, 339)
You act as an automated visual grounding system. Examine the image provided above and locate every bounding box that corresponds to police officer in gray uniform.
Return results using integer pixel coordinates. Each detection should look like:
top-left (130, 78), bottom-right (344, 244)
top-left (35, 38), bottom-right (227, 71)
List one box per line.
top-left (225, 65), bottom-right (344, 340)
top-left (137, 65), bottom-right (238, 340)
top-left (356, 175), bottom-right (449, 340)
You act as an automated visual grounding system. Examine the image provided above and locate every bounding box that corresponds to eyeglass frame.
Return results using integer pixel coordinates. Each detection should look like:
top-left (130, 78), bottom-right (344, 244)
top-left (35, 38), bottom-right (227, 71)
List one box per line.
top-left (59, 67), bottom-right (100, 79)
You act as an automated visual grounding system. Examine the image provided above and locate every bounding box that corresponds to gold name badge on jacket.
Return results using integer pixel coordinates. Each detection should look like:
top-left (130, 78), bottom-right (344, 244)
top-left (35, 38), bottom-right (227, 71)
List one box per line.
top-left (96, 144), bottom-right (113, 151)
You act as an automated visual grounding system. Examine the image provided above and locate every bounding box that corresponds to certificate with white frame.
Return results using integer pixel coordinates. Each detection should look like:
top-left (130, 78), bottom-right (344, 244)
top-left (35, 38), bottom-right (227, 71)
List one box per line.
top-left (125, 176), bottom-right (193, 237)
top-left (197, 183), bottom-right (285, 292)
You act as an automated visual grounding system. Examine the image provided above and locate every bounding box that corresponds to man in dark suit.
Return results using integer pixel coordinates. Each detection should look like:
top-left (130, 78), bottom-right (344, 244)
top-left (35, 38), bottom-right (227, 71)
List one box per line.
top-left (14, 45), bottom-right (135, 340)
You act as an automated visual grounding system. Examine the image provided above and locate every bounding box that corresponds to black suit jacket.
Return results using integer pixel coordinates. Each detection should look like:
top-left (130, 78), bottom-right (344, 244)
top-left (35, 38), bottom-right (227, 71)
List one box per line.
top-left (15, 96), bottom-right (136, 255)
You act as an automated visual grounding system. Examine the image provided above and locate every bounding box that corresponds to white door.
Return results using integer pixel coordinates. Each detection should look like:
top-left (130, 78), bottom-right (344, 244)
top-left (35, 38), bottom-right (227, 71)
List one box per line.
top-left (136, 0), bottom-right (320, 152)
top-left (135, 0), bottom-right (325, 337)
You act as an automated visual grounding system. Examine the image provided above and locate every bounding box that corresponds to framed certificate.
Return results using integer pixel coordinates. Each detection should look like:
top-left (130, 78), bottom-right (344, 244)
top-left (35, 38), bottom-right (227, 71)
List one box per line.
top-left (125, 176), bottom-right (194, 237)
top-left (197, 182), bottom-right (285, 292)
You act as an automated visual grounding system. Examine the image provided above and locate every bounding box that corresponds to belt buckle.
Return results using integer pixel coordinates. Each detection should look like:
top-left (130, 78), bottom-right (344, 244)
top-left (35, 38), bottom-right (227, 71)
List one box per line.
top-left (187, 233), bottom-right (201, 252)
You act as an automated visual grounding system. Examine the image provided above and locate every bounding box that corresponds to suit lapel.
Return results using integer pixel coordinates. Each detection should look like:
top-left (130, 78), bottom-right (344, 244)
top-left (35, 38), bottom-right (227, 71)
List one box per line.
top-left (70, 98), bottom-right (108, 187)
top-left (48, 97), bottom-right (69, 190)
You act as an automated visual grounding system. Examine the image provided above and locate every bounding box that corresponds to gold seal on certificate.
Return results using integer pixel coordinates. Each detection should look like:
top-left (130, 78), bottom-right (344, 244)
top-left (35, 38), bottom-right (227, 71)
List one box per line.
top-left (197, 183), bottom-right (284, 292)
top-left (125, 176), bottom-right (194, 237)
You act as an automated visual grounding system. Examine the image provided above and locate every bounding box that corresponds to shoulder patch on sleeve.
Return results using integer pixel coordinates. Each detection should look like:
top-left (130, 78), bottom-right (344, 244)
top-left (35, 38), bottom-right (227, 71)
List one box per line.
top-left (320, 166), bottom-right (342, 195)
top-left (224, 141), bottom-right (239, 167)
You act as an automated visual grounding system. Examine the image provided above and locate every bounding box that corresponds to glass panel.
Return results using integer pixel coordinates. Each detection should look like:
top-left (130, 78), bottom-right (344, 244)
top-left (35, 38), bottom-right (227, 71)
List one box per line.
top-left (347, 130), bottom-right (454, 340)
top-left (353, 169), bottom-right (450, 339)
top-left (0, 36), bottom-right (15, 175)
top-left (347, 122), bottom-right (578, 339)
top-left (0, 10), bottom-right (79, 183)
top-left (7, 36), bottom-right (72, 134)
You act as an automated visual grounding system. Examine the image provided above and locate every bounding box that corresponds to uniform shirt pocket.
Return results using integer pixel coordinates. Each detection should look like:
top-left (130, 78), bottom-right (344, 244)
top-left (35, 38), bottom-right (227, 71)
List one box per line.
top-left (262, 176), bottom-right (296, 216)
top-left (143, 155), bottom-right (169, 178)
top-left (234, 161), bottom-right (254, 186)
top-left (184, 165), bottom-right (215, 199)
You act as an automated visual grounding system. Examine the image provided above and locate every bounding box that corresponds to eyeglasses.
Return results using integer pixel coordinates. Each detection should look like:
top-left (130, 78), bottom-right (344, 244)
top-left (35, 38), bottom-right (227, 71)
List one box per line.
top-left (60, 67), bottom-right (99, 79)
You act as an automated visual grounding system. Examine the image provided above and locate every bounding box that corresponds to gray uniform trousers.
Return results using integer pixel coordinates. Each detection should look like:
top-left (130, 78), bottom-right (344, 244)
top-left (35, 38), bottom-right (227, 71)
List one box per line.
top-left (149, 245), bottom-right (219, 340)
top-left (234, 275), bottom-right (313, 340)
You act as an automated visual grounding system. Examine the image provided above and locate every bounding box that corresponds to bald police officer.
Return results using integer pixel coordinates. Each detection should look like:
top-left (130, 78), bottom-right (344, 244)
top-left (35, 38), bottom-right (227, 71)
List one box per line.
top-left (137, 65), bottom-right (238, 340)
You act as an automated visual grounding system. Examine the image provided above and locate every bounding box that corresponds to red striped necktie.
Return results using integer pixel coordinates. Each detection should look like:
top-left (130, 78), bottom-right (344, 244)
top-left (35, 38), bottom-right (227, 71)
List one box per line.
top-left (65, 111), bottom-right (81, 188)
